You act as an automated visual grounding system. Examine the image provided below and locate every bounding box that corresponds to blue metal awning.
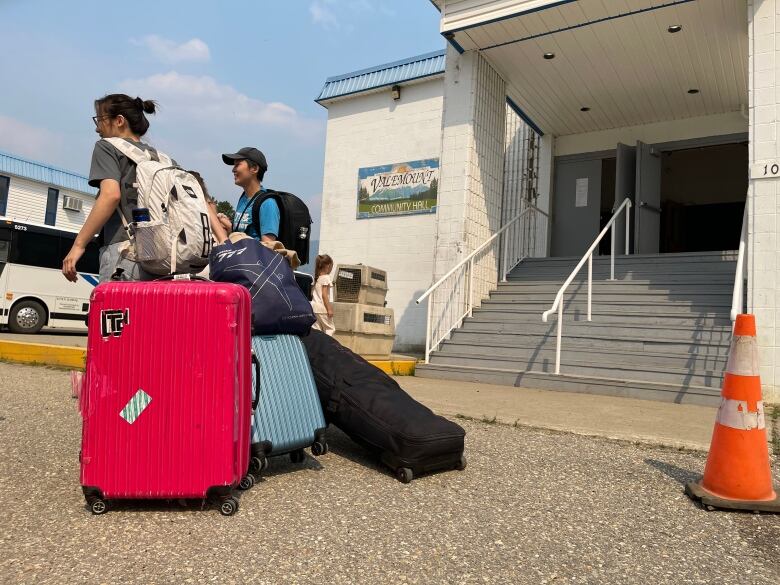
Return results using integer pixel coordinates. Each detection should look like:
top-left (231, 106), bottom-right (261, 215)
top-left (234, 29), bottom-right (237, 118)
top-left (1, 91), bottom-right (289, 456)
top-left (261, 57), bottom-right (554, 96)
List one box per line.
top-left (317, 49), bottom-right (446, 104)
top-left (0, 150), bottom-right (95, 197)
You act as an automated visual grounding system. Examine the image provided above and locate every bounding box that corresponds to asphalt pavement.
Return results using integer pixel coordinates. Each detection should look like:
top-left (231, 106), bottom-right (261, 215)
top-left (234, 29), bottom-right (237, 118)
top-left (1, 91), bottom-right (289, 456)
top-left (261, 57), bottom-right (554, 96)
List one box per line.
top-left (1, 362), bottom-right (778, 584)
top-left (0, 330), bottom-right (87, 347)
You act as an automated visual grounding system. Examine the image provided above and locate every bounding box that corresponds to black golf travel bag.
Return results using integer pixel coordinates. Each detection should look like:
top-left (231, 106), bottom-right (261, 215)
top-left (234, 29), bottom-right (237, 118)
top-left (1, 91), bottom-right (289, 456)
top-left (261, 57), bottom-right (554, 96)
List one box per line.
top-left (300, 329), bottom-right (466, 483)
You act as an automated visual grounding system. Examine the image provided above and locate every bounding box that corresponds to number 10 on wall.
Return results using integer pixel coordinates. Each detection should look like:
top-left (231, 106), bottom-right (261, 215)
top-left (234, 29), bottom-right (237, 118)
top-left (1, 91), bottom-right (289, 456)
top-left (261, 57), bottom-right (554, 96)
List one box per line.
top-left (751, 161), bottom-right (780, 179)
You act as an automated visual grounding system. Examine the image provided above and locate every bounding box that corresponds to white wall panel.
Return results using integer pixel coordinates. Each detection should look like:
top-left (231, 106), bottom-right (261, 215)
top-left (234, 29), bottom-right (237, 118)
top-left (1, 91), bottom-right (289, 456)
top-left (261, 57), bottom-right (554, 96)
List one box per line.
top-left (319, 79), bottom-right (444, 352)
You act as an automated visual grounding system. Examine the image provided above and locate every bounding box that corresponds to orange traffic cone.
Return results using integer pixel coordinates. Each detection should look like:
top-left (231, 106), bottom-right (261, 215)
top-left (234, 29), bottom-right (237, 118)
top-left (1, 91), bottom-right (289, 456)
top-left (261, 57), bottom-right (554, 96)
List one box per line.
top-left (685, 314), bottom-right (779, 513)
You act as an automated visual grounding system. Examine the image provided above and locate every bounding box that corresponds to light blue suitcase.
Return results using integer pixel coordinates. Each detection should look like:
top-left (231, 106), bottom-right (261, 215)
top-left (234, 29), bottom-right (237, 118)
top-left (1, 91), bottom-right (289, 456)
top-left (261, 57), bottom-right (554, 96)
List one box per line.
top-left (244, 334), bottom-right (328, 485)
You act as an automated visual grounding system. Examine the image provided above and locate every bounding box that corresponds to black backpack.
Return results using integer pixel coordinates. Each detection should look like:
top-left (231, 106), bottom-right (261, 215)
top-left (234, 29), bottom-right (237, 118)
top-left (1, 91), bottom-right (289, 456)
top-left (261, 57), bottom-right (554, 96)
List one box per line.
top-left (251, 190), bottom-right (313, 265)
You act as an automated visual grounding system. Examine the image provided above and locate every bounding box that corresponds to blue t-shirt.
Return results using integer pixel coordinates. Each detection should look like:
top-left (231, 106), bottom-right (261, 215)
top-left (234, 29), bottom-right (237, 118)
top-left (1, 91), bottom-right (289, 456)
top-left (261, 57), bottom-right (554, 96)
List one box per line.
top-left (233, 189), bottom-right (280, 239)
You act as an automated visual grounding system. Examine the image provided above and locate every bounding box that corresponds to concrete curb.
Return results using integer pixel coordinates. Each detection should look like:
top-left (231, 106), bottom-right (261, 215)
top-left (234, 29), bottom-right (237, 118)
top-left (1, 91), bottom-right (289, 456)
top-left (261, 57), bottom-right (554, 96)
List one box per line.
top-left (370, 359), bottom-right (416, 376)
top-left (0, 340), bottom-right (86, 370)
top-left (0, 339), bottom-right (416, 375)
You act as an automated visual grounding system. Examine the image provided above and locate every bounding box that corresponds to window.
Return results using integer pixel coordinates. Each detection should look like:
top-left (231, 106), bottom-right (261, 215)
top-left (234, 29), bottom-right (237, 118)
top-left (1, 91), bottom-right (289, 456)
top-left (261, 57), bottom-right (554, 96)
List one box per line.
top-left (45, 188), bottom-right (59, 226)
top-left (7, 223), bottom-right (99, 272)
top-left (59, 232), bottom-right (100, 274)
top-left (0, 175), bottom-right (9, 216)
top-left (11, 229), bottom-right (60, 269)
top-left (82, 240), bottom-right (100, 274)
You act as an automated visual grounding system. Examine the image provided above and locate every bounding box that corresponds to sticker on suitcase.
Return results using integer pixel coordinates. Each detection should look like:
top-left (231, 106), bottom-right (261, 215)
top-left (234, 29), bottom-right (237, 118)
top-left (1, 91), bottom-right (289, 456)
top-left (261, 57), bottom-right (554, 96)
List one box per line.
top-left (120, 389), bottom-right (152, 424)
top-left (101, 308), bottom-right (130, 338)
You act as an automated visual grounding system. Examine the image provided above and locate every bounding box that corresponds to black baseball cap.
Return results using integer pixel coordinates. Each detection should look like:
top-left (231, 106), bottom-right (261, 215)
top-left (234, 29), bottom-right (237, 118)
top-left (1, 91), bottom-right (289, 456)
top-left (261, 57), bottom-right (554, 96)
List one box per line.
top-left (222, 147), bottom-right (268, 171)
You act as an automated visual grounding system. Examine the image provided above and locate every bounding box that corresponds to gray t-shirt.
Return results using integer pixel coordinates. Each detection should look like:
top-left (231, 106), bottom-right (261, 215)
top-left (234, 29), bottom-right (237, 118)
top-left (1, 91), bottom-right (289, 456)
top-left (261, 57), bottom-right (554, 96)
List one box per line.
top-left (88, 138), bottom-right (163, 246)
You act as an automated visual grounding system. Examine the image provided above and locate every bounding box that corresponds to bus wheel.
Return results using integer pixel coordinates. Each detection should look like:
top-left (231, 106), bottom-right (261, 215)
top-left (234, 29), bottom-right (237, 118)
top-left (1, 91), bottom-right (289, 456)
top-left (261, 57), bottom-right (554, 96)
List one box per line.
top-left (9, 300), bottom-right (46, 334)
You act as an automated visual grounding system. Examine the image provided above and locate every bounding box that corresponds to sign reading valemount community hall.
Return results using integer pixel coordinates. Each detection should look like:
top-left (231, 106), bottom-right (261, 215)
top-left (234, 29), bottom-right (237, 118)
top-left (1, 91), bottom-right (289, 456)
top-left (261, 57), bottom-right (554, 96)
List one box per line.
top-left (356, 158), bottom-right (439, 219)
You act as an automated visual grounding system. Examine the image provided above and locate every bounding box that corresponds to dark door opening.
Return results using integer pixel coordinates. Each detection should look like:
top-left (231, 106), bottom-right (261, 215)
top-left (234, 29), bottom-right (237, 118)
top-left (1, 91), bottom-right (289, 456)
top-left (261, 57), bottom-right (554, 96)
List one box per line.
top-left (599, 157), bottom-right (616, 255)
top-left (659, 142), bottom-right (747, 253)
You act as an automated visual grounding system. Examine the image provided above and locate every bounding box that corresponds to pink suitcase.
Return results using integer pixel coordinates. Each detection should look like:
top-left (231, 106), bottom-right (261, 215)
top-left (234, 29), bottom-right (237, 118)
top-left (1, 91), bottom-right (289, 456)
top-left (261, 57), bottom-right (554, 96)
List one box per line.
top-left (80, 280), bottom-right (253, 516)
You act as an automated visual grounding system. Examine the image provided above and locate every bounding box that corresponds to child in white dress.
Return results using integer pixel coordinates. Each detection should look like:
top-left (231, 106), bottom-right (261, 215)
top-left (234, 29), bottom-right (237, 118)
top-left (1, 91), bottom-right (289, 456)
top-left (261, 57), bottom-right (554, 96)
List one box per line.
top-left (311, 254), bottom-right (335, 336)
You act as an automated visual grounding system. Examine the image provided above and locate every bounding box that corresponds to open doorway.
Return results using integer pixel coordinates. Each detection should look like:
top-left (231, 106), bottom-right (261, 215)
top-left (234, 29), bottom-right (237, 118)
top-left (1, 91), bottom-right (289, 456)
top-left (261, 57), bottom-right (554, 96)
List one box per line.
top-left (659, 142), bottom-right (747, 253)
top-left (599, 157), bottom-right (616, 255)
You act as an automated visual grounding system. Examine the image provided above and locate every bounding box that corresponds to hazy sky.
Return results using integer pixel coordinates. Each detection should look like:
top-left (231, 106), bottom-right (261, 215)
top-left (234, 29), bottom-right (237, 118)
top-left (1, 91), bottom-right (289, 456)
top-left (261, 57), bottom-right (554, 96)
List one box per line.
top-left (0, 0), bottom-right (443, 243)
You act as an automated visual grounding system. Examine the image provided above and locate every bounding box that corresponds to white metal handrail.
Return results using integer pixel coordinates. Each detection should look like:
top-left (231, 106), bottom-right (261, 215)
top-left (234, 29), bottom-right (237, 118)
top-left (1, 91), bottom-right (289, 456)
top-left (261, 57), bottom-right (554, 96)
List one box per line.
top-left (542, 197), bottom-right (633, 375)
top-left (730, 206), bottom-right (748, 322)
top-left (417, 204), bottom-right (549, 363)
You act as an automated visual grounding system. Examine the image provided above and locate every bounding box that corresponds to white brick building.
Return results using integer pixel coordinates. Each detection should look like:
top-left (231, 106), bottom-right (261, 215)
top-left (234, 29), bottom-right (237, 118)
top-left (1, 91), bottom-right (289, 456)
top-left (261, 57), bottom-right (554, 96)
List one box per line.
top-left (318, 1), bottom-right (780, 404)
top-left (748, 0), bottom-right (780, 400)
top-left (0, 151), bottom-right (95, 231)
top-left (317, 50), bottom-right (543, 353)
top-left (316, 52), bottom-right (447, 352)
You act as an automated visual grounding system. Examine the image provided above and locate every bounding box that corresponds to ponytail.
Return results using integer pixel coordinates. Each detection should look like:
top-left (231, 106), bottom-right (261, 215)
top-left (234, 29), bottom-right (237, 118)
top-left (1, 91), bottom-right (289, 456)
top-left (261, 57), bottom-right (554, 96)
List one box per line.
top-left (315, 254), bottom-right (333, 278)
top-left (95, 93), bottom-right (157, 136)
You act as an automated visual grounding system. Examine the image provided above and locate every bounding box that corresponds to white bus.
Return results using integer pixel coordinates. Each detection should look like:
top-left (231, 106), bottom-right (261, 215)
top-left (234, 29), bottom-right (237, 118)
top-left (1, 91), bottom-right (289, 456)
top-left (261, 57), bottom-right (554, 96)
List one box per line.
top-left (0, 219), bottom-right (99, 333)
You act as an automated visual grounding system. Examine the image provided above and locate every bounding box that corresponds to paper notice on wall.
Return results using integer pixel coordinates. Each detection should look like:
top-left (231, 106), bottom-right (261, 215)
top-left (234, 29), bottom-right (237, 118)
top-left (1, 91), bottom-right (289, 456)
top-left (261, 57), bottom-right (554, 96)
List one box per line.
top-left (575, 178), bottom-right (588, 208)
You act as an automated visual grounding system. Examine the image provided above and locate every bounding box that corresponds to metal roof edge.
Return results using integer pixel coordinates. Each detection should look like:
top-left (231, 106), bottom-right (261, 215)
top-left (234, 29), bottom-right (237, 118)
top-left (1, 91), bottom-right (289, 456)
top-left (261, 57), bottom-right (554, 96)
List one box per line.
top-left (0, 149), bottom-right (96, 197)
top-left (316, 71), bottom-right (445, 107)
top-left (323, 49), bottom-right (446, 84)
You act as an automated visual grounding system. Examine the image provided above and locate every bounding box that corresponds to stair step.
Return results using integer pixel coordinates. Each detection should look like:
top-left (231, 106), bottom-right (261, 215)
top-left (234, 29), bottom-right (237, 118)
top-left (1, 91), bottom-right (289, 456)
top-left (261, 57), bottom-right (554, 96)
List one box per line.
top-left (429, 352), bottom-right (723, 387)
top-left (490, 292), bottom-right (731, 303)
top-left (449, 329), bottom-right (731, 353)
top-left (414, 363), bottom-right (721, 406)
top-left (440, 338), bottom-right (729, 367)
top-left (471, 300), bottom-right (732, 313)
top-left (498, 272), bottom-right (734, 290)
top-left (519, 251), bottom-right (737, 265)
top-left (461, 319), bottom-right (732, 340)
top-left (472, 307), bottom-right (731, 327)
top-left (495, 282), bottom-right (733, 293)
top-left (508, 262), bottom-right (737, 280)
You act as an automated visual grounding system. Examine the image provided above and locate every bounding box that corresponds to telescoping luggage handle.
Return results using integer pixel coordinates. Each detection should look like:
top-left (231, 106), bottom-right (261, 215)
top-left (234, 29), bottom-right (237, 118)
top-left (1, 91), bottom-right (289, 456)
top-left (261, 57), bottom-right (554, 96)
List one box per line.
top-left (251, 352), bottom-right (260, 411)
top-left (154, 274), bottom-right (211, 281)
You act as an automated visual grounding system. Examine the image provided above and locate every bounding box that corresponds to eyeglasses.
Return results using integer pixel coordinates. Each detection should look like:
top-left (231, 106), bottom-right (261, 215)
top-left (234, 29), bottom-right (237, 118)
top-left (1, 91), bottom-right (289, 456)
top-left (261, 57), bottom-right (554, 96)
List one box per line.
top-left (92, 115), bottom-right (112, 126)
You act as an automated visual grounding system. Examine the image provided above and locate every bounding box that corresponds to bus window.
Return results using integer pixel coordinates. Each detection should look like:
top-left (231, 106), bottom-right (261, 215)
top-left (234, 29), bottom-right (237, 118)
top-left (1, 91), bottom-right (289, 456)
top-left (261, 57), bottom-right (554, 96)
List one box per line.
top-left (59, 234), bottom-right (100, 275)
top-left (10, 230), bottom-right (60, 269)
top-left (82, 241), bottom-right (100, 274)
top-left (0, 240), bottom-right (8, 263)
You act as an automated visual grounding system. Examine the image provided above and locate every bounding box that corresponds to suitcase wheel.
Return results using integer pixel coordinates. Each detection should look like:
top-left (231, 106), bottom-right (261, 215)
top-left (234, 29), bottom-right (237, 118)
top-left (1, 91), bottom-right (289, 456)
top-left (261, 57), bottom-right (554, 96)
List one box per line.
top-left (89, 498), bottom-right (108, 515)
top-left (290, 449), bottom-right (306, 464)
top-left (395, 467), bottom-right (414, 484)
top-left (249, 456), bottom-right (269, 474)
top-left (455, 456), bottom-right (467, 471)
top-left (219, 497), bottom-right (239, 516)
top-left (238, 474), bottom-right (255, 490)
top-left (311, 441), bottom-right (329, 457)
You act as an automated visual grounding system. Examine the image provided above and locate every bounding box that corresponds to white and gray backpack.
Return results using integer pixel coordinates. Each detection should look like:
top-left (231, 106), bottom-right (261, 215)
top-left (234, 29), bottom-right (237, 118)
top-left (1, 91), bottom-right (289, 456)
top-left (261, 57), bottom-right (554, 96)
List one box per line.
top-left (104, 137), bottom-right (212, 275)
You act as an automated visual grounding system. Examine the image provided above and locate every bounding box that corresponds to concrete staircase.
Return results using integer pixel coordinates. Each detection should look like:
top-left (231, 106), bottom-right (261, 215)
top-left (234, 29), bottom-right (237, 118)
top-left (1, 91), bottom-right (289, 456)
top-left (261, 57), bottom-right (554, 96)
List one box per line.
top-left (416, 251), bottom-right (738, 406)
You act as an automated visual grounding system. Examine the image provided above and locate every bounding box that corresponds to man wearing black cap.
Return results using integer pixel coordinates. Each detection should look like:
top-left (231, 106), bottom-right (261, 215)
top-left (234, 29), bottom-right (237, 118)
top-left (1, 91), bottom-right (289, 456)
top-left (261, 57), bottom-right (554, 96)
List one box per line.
top-left (221, 147), bottom-right (280, 242)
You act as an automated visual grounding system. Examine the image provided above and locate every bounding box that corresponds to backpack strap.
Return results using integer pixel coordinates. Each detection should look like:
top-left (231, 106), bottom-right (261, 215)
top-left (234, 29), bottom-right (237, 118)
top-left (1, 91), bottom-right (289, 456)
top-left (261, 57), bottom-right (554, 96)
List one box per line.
top-left (103, 137), bottom-right (174, 166)
top-left (116, 205), bottom-right (132, 237)
top-left (103, 137), bottom-right (151, 165)
top-left (149, 147), bottom-right (174, 166)
top-left (251, 190), bottom-right (274, 235)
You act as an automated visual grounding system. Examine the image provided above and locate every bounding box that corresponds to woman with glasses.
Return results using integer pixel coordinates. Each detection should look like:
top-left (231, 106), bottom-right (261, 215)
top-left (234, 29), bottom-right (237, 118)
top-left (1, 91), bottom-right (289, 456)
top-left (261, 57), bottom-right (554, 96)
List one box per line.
top-left (62, 93), bottom-right (159, 283)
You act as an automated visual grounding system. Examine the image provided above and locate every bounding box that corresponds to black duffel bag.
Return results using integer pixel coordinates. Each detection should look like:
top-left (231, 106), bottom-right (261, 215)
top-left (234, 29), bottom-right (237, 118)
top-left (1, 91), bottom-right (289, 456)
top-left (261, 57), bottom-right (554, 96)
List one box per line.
top-left (300, 329), bottom-right (466, 483)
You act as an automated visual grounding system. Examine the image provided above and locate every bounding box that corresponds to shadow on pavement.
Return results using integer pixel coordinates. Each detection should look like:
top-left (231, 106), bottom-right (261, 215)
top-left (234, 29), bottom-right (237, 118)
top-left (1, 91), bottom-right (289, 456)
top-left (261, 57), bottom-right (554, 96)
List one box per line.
top-left (644, 458), bottom-right (700, 486)
top-left (321, 425), bottom-right (392, 479)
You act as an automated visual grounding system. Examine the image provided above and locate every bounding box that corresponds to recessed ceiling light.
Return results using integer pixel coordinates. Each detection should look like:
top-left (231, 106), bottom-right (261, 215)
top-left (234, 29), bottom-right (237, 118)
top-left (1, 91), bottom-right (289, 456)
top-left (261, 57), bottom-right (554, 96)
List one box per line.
top-left (580, 106), bottom-right (591, 112)
top-left (668, 25), bottom-right (682, 33)
top-left (543, 52), bottom-right (555, 60)
top-left (687, 89), bottom-right (700, 94)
